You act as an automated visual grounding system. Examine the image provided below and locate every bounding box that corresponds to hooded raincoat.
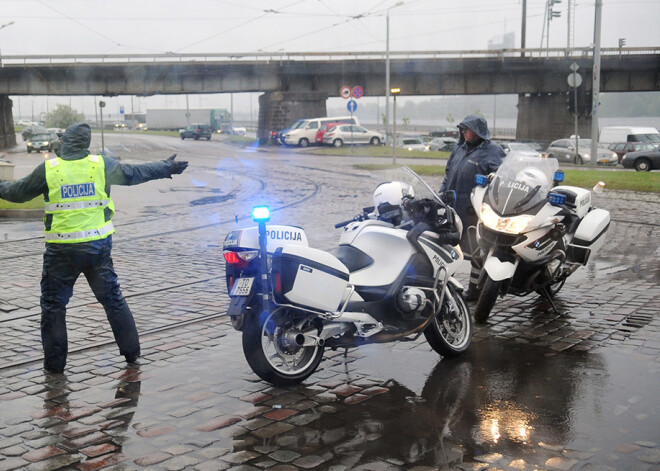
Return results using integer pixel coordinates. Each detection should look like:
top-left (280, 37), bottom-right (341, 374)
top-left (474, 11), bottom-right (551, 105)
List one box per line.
top-left (440, 115), bottom-right (505, 249)
top-left (0, 123), bottom-right (187, 373)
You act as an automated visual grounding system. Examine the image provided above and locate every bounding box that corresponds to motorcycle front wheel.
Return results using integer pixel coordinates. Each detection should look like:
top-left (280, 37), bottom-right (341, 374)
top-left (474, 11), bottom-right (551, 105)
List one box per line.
top-left (242, 307), bottom-right (324, 386)
top-left (474, 275), bottom-right (503, 323)
top-left (424, 285), bottom-right (472, 357)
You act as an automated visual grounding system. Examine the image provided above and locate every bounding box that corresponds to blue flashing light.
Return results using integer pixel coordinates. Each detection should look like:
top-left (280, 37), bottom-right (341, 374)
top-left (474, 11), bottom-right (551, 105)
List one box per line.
top-left (474, 174), bottom-right (489, 187)
top-left (252, 206), bottom-right (271, 222)
top-left (548, 193), bottom-right (566, 206)
top-left (553, 170), bottom-right (565, 183)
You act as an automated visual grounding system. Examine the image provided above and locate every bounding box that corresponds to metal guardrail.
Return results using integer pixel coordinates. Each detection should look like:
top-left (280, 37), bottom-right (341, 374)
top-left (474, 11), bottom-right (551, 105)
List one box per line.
top-left (1, 47), bottom-right (658, 66)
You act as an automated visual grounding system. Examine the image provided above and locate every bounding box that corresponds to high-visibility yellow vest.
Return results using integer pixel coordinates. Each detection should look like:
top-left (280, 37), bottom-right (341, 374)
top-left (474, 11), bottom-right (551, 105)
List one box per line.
top-left (44, 155), bottom-right (116, 243)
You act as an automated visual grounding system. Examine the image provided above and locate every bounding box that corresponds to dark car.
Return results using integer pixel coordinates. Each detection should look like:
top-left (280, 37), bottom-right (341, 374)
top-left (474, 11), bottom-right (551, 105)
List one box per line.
top-left (21, 125), bottom-right (46, 141)
top-left (26, 132), bottom-right (61, 153)
top-left (180, 124), bottom-right (212, 140)
top-left (429, 126), bottom-right (459, 139)
top-left (607, 142), bottom-right (656, 164)
top-left (621, 144), bottom-right (660, 171)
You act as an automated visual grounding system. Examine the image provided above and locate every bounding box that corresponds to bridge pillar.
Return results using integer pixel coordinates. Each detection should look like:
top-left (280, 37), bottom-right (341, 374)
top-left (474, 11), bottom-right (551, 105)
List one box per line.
top-left (516, 93), bottom-right (592, 143)
top-left (0, 95), bottom-right (17, 151)
top-left (257, 91), bottom-right (328, 143)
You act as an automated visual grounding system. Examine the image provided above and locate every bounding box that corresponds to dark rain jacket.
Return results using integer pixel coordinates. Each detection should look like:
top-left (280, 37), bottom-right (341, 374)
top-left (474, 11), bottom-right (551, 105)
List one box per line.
top-left (0, 123), bottom-right (181, 219)
top-left (440, 115), bottom-right (505, 235)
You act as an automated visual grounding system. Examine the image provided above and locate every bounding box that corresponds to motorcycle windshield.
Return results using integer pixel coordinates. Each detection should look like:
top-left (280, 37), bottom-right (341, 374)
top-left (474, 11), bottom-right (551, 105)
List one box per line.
top-left (377, 166), bottom-right (442, 205)
top-left (485, 154), bottom-right (559, 216)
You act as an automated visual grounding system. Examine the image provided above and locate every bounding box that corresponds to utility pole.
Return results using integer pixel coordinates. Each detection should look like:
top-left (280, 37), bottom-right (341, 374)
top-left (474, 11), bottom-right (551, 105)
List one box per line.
top-left (521, 0), bottom-right (527, 56)
top-left (590, 0), bottom-right (602, 167)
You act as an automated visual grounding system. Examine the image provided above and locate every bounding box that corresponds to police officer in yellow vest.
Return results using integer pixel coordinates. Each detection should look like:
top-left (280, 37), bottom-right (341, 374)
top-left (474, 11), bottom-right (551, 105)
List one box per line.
top-left (0, 123), bottom-right (188, 374)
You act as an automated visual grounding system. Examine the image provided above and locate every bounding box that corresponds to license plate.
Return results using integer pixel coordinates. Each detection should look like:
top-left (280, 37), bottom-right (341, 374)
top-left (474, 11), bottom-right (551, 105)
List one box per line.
top-left (230, 277), bottom-right (254, 296)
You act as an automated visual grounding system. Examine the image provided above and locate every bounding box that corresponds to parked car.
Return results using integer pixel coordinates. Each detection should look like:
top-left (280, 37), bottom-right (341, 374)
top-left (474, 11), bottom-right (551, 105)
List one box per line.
top-left (180, 124), bottom-right (213, 140)
top-left (428, 137), bottom-right (457, 152)
top-left (499, 141), bottom-right (541, 158)
top-left (315, 122), bottom-right (343, 144)
top-left (607, 142), bottom-right (656, 164)
top-left (396, 136), bottom-right (429, 152)
top-left (429, 126), bottom-right (459, 139)
top-left (322, 125), bottom-right (382, 147)
top-left (21, 125), bottom-right (46, 141)
top-left (545, 138), bottom-right (617, 165)
top-left (283, 116), bottom-right (360, 147)
top-left (26, 132), bottom-right (61, 153)
top-left (621, 144), bottom-right (660, 171)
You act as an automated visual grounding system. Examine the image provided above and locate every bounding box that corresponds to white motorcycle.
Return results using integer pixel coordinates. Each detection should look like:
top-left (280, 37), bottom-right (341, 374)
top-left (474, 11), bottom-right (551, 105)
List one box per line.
top-left (223, 167), bottom-right (472, 386)
top-left (468, 155), bottom-right (611, 322)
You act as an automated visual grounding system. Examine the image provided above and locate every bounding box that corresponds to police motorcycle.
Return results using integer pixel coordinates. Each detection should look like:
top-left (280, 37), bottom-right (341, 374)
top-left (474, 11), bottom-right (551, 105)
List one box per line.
top-left (468, 154), bottom-right (611, 322)
top-left (223, 167), bottom-right (472, 386)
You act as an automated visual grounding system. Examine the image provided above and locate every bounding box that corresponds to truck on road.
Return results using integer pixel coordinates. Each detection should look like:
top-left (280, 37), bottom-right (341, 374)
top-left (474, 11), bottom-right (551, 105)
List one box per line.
top-left (146, 108), bottom-right (231, 132)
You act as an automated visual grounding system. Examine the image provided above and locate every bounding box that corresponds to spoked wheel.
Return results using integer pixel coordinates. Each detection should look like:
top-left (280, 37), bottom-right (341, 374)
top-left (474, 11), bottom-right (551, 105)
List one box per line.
top-left (474, 275), bottom-right (503, 323)
top-left (424, 285), bottom-right (472, 357)
top-left (242, 307), bottom-right (324, 386)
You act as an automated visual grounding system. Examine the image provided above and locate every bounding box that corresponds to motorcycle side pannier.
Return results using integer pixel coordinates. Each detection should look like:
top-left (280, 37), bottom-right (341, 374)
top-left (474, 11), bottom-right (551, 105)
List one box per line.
top-left (567, 208), bottom-right (610, 264)
top-left (272, 245), bottom-right (350, 312)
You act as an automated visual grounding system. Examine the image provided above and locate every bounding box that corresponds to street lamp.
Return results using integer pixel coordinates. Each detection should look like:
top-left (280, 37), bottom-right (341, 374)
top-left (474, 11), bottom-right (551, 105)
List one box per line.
top-left (391, 87), bottom-right (401, 164)
top-left (99, 101), bottom-right (106, 155)
top-left (385, 1), bottom-right (403, 146)
top-left (0, 21), bottom-right (15, 67)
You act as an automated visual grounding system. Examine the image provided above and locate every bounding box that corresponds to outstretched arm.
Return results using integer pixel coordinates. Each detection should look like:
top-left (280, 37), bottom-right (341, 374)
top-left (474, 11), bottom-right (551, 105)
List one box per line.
top-left (105, 154), bottom-right (188, 186)
top-left (0, 164), bottom-right (47, 203)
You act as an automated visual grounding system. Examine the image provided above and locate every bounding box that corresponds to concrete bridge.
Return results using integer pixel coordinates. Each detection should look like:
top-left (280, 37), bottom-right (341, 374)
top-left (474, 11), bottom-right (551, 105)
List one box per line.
top-left (1, 47), bottom-right (658, 147)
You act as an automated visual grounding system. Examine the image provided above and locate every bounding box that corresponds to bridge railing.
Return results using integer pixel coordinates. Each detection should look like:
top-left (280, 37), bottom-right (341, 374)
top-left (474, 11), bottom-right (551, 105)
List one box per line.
top-left (1, 47), bottom-right (658, 65)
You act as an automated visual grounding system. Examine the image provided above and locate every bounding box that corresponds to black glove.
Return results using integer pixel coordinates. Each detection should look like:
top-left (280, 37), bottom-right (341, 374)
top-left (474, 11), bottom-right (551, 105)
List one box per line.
top-left (167, 154), bottom-right (188, 175)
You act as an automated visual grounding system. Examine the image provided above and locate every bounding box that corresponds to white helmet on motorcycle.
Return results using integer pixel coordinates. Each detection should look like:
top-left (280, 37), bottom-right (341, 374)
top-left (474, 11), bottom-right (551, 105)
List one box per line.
top-left (515, 167), bottom-right (549, 189)
top-left (373, 181), bottom-right (414, 223)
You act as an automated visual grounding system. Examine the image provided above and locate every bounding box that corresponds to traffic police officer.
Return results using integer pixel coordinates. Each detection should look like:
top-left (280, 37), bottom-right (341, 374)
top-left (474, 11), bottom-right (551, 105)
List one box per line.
top-left (440, 115), bottom-right (505, 301)
top-left (0, 122), bottom-right (188, 373)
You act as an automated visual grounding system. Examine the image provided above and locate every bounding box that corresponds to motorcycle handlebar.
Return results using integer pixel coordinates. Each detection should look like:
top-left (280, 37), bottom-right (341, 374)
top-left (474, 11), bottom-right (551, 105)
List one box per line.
top-left (335, 215), bottom-right (361, 228)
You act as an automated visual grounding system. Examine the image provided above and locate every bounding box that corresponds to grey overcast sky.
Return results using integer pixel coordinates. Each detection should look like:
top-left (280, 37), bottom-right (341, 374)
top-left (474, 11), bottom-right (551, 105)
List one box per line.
top-left (1, 0), bottom-right (658, 55)
top-left (2, 0), bottom-right (658, 121)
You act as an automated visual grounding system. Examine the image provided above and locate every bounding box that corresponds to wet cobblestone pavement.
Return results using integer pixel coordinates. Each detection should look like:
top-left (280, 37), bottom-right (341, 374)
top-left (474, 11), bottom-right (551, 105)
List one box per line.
top-left (1, 136), bottom-right (659, 470)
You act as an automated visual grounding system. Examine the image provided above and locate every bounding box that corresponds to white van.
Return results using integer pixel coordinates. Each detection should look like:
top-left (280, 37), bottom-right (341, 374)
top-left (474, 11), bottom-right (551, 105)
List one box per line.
top-left (599, 126), bottom-right (660, 145)
top-left (283, 116), bottom-right (360, 147)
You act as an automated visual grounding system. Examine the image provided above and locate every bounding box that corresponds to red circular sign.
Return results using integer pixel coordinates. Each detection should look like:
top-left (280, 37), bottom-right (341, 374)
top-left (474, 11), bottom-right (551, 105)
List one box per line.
top-left (340, 86), bottom-right (351, 99)
top-left (352, 86), bottom-right (364, 99)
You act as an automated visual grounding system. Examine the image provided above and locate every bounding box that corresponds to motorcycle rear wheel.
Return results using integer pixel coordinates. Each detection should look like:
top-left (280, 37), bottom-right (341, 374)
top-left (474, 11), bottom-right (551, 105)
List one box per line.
top-left (474, 275), bottom-right (503, 323)
top-left (424, 285), bottom-right (472, 357)
top-left (242, 308), bottom-right (324, 386)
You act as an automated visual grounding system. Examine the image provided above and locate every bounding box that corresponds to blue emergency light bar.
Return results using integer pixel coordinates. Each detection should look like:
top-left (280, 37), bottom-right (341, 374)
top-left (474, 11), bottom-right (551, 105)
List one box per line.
top-left (252, 206), bottom-right (271, 222)
top-left (553, 170), bottom-right (565, 183)
top-left (547, 193), bottom-right (566, 206)
top-left (474, 174), bottom-right (489, 187)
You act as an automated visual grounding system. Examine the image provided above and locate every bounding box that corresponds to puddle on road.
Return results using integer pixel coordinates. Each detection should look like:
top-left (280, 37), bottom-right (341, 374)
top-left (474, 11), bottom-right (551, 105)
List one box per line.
top-left (11, 337), bottom-right (653, 470)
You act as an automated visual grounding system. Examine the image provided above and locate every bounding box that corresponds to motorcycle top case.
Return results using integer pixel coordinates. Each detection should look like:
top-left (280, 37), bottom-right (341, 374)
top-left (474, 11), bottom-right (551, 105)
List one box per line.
top-left (272, 245), bottom-right (350, 313)
top-left (223, 225), bottom-right (309, 252)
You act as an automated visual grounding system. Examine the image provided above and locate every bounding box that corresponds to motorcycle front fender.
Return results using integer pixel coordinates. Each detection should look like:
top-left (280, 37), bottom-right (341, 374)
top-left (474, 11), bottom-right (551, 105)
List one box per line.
top-left (483, 255), bottom-right (518, 282)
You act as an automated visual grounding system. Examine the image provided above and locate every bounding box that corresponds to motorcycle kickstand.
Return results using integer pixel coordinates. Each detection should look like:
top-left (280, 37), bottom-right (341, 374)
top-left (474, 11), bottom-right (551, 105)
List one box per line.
top-left (540, 288), bottom-right (559, 315)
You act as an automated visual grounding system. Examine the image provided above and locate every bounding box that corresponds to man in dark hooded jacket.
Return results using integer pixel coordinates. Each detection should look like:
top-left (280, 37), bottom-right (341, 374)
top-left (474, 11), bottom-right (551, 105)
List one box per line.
top-left (0, 122), bottom-right (188, 374)
top-left (440, 115), bottom-right (505, 300)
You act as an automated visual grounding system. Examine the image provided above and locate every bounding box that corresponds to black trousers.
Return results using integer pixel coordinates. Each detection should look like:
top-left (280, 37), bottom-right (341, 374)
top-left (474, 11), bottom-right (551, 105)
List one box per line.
top-left (40, 236), bottom-right (139, 372)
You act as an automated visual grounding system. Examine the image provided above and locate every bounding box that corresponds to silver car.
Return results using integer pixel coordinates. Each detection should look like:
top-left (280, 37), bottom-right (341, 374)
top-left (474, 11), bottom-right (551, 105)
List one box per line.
top-left (546, 138), bottom-right (618, 165)
top-left (323, 125), bottom-right (382, 147)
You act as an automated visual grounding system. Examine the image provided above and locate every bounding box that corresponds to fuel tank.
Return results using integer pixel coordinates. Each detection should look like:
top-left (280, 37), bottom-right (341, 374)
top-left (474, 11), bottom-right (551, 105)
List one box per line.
top-left (338, 220), bottom-right (418, 286)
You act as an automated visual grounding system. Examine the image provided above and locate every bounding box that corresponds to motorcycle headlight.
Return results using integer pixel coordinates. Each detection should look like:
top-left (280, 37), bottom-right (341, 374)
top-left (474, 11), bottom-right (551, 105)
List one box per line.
top-left (480, 204), bottom-right (534, 234)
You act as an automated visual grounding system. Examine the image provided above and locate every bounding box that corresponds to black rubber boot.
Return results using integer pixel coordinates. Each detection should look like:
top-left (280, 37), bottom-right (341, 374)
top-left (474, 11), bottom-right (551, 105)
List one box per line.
top-left (463, 282), bottom-right (480, 302)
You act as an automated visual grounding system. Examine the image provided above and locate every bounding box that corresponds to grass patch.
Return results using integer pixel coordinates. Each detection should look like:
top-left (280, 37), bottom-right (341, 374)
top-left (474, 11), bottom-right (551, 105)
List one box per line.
top-left (0, 196), bottom-right (45, 210)
top-left (309, 146), bottom-right (450, 159)
top-left (354, 164), bottom-right (660, 193)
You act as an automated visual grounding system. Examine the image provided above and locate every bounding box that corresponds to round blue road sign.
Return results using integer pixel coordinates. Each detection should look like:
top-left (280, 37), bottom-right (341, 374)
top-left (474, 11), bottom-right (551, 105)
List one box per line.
top-left (347, 99), bottom-right (358, 113)
top-left (352, 86), bottom-right (364, 99)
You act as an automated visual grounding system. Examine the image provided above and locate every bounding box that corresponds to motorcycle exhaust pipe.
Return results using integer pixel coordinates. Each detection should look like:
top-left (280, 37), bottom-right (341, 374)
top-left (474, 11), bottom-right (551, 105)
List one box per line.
top-left (293, 323), bottom-right (352, 347)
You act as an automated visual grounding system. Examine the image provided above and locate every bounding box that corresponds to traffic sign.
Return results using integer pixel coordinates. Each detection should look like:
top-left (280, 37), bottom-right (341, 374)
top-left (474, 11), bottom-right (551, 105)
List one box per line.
top-left (567, 72), bottom-right (582, 88)
top-left (340, 86), bottom-right (351, 99)
top-left (347, 99), bottom-right (358, 113)
top-left (120, 106), bottom-right (125, 114)
top-left (352, 85), bottom-right (364, 99)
